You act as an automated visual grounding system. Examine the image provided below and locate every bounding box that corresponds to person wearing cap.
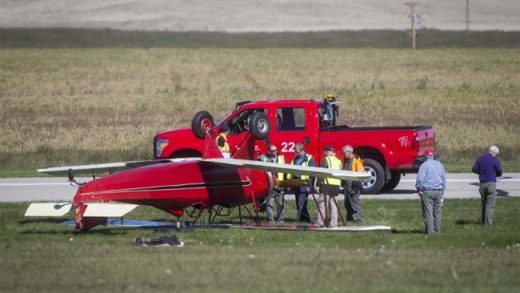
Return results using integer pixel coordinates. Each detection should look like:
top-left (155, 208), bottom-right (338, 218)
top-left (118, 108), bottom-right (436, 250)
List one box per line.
top-left (342, 145), bottom-right (364, 224)
top-left (316, 146), bottom-right (342, 227)
top-left (472, 145), bottom-right (502, 225)
top-left (259, 144), bottom-right (286, 224)
top-left (288, 143), bottom-right (314, 223)
top-left (216, 124), bottom-right (231, 158)
top-left (415, 148), bottom-right (446, 235)
top-left (319, 94), bottom-right (337, 128)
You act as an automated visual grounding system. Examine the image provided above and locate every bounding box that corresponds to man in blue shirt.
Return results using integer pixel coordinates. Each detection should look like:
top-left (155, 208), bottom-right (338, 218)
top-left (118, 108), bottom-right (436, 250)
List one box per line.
top-left (416, 148), bottom-right (446, 235)
top-left (472, 145), bottom-right (502, 225)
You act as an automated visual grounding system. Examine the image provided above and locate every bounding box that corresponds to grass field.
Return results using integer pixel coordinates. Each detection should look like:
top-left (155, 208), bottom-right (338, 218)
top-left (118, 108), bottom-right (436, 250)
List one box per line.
top-left (0, 48), bottom-right (519, 175)
top-left (1, 198), bottom-right (519, 292)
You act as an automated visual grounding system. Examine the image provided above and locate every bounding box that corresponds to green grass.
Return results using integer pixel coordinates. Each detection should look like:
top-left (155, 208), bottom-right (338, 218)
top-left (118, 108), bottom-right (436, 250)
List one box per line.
top-left (0, 48), bottom-right (519, 175)
top-left (1, 198), bottom-right (519, 292)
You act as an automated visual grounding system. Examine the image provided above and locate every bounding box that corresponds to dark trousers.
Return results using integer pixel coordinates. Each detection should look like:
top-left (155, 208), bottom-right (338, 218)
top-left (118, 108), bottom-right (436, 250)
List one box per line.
top-left (421, 190), bottom-right (443, 234)
top-left (294, 189), bottom-right (311, 223)
top-left (266, 188), bottom-right (284, 222)
top-left (480, 182), bottom-right (497, 225)
top-left (344, 183), bottom-right (362, 223)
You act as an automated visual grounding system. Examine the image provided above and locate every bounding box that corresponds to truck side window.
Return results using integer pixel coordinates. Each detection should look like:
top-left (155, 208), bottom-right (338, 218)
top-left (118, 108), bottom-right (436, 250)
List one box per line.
top-left (276, 108), bottom-right (305, 131)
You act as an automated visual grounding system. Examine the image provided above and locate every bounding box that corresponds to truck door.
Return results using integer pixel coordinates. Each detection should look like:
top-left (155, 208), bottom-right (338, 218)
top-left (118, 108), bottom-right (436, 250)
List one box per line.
top-left (222, 108), bottom-right (263, 157)
top-left (268, 106), bottom-right (319, 163)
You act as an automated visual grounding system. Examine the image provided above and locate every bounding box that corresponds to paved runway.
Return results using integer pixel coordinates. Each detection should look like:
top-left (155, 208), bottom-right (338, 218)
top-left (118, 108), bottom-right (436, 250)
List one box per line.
top-left (1, 173), bottom-right (519, 202)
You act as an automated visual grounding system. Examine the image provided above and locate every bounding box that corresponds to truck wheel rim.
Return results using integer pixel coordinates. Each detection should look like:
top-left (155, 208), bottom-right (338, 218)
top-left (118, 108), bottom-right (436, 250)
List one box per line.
top-left (363, 166), bottom-right (377, 189)
top-left (257, 119), bottom-right (268, 133)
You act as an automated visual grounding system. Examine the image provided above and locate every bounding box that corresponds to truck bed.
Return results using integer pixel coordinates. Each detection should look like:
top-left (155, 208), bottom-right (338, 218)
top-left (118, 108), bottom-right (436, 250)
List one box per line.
top-left (321, 125), bottom-right (432, 132)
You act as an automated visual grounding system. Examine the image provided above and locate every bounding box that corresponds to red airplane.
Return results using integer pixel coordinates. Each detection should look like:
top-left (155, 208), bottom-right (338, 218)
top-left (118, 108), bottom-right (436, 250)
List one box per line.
top-left (25, 111), bottom-right (370, 231)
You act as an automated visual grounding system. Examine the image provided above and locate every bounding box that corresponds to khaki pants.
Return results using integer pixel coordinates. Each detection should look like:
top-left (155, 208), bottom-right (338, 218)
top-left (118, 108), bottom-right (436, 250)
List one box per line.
top-left (317, 185), bottom-right (340, 227)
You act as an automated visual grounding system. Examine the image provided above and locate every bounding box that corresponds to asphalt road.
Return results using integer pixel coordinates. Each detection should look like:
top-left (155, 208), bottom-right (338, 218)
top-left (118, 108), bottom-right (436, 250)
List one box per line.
top-left (1, 173), bottom-right (519, 202)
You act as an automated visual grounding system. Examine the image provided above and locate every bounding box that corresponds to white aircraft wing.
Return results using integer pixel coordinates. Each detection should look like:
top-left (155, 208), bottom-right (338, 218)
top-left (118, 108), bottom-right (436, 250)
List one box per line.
top-left (37, 158), bottom-right (200, 176)
top-left (202, 158), bottom-right (370, 181)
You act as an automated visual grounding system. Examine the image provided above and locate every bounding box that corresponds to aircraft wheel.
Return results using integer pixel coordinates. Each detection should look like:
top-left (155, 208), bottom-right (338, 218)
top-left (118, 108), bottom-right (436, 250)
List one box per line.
top-left (361, 158), bottom-right (385, 194)
top-left (249, 112), bottom-right (270, 140)
top-left (191, 111), bottom-right (214, 139)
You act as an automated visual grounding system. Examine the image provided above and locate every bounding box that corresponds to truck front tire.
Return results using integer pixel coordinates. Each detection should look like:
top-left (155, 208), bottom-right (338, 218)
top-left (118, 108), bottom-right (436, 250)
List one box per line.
top-left (361, 158), bottom-right (385, 194)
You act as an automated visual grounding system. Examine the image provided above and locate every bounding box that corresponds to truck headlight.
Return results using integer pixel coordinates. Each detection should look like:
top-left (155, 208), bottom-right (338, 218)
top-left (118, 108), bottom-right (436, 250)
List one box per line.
top-left (155, 139), bottom-right (169, 158)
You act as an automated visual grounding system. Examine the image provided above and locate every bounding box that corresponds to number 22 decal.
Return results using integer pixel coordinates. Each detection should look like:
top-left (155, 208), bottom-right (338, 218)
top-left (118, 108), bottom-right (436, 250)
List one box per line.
top-left (281, 142), bottom-right (295, 152)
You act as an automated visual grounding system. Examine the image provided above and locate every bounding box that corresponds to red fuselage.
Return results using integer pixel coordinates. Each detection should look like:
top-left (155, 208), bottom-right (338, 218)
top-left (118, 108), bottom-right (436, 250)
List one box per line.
top-left (73, 160), bottom-right (271, 217)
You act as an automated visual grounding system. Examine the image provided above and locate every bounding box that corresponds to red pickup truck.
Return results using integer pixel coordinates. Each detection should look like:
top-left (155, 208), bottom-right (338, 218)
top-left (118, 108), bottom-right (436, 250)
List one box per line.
top-left (154, 99), bottom-right (435, 194)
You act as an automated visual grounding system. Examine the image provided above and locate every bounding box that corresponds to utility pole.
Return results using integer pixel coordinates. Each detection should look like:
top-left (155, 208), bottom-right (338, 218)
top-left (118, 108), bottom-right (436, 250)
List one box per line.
top-left (466, 0), bottom-right (470, 31)
top-left (405, 0), bottom-right (417, 49)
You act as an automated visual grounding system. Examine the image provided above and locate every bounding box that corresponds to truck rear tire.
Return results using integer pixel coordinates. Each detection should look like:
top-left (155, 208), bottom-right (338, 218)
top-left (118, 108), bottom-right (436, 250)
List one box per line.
top-left (381, 171), bottom-right (401, 193)
top-left (361, 158), bottom-right (385, 194)
top-left (191, 111), bottom-right (214, 139)
top-left (248, 112), bottom-right (270, 140)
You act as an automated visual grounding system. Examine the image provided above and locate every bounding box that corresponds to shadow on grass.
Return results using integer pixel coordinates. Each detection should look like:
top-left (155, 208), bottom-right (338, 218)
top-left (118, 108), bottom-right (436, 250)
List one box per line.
top-left (387, 189), bottom-right (417, 194)
top-left (497, 190), bottom-right (510, 197)
top-left (455, 219), bottom-right (480, 225)
top-left (19, 218), bottom-right (64, 224)
top-left (20, 229), bottom-right (126, 235)
top-left (391, 229), bottom-right (424, 234)
top-left (18, 221), bottom-right (195, 236)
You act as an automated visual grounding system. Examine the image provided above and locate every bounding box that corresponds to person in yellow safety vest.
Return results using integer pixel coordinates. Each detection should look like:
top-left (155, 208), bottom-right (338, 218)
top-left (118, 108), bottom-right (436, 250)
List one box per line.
top-left (342, 145), bottom-right (364, 223)
top-left (316, 145), bottom-right (342, 227)
top-left (216, 124), bottom-right (231, 158)
top-left (288, 143), bottom-right (314, 223)
top-left (258, 144), bottom-right (286, 224)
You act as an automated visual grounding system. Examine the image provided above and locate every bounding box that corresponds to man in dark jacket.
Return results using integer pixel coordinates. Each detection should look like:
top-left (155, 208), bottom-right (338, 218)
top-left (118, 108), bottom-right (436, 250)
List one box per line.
top-left (289, 143), bottom-right (314, 223)
top-left (472, 145), bottom-right (503, 225)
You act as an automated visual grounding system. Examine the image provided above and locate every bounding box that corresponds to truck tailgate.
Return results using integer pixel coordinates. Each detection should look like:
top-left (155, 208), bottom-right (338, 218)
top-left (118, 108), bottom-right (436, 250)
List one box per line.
top-left (414, 126), bottom-right (435, 155)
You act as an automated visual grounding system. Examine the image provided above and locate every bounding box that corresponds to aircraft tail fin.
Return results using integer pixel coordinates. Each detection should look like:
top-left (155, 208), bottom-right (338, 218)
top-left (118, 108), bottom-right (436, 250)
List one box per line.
top-left (201, 131), bottom-right (256, 160)
top-left (201, 132), bottom-right (225, 159)
top-left (231, 133), bottom-right (256, 160)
